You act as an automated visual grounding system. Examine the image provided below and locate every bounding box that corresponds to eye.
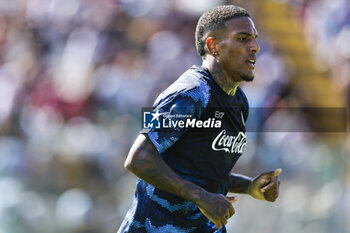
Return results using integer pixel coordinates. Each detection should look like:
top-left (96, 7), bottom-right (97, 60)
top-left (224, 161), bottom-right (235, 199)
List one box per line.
top-left (238, 37), bottom-right (247, 41)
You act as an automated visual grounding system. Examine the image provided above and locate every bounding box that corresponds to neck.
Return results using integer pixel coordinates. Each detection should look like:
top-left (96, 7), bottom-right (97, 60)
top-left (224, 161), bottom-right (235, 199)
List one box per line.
top-left (202, 58), bottom-right (240, 96)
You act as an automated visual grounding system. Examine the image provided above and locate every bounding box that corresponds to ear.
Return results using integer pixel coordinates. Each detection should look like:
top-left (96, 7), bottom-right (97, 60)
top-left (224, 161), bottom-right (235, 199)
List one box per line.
top-left (206, 37), bottom-right (217, 56)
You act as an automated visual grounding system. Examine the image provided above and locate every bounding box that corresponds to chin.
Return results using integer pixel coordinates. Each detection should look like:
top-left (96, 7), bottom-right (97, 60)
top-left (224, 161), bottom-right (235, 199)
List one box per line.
top-left (241, 73), bottom-right (254, 82)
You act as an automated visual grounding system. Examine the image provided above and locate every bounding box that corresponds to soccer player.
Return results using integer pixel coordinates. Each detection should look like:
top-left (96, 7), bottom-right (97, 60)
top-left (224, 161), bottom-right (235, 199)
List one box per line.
top-left (118, 5), bottom-right (281, 233)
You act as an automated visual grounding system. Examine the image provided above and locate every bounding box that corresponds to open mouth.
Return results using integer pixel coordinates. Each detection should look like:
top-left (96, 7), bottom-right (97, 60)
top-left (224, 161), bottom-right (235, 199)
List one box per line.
top-left (247, 59), bottom-right (256, 69)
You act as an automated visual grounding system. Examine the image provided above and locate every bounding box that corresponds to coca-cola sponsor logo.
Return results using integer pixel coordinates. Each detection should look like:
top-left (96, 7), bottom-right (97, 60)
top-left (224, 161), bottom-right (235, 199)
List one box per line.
top-left (211, 130), bottom-right (246, 154)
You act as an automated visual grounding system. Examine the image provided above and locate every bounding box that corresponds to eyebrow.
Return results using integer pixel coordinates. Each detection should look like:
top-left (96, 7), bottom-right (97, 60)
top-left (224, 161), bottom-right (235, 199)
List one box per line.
top-left (236, 32), bottom-right (259, 39)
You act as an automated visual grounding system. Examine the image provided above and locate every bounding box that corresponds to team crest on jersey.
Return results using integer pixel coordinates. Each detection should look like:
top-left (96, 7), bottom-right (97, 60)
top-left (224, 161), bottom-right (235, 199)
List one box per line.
top-left (211, 130), bottom-right (246, 154)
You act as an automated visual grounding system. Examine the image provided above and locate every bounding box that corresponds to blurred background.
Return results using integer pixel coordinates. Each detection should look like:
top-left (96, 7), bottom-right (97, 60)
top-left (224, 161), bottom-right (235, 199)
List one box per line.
top-left (0, 0), bottom-right (349, 232)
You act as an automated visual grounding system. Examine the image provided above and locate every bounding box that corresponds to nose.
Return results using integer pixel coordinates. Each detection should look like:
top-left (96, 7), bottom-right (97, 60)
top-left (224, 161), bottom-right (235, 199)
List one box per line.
top-left (250, 39), bottom-right (260, 53)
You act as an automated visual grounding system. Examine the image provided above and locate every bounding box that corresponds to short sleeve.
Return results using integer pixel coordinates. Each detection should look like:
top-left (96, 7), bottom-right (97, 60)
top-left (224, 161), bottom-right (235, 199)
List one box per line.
top-left (142, 79), bottom-right (210, 154)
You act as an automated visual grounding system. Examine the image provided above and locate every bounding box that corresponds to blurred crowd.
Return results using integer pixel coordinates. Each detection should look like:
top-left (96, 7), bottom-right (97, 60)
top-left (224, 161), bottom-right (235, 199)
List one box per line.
top-left (0, 0), bottom-right (349, 233)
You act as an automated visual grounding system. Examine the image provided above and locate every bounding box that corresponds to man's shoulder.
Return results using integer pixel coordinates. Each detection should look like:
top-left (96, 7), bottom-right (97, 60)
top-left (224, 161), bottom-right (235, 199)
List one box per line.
top-left (236, 86), bottom-right (249, 120)
top-left (169, 65), bottom-right (212, 95)
top-left (154, 66), bottom-right (212, 107)
top-left (236, 86), bottom-right (248, 101)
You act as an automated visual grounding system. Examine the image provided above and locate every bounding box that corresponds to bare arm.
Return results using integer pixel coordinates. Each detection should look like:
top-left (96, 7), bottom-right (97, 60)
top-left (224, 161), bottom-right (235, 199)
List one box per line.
top-left (125, 134), bottom-right (206, 203)
top-left (228, 169), bottom-right (282, 202)
top-left (228, 174), bottom-right (252, 194)
top-left (124, 134), bottom-right (237, 229)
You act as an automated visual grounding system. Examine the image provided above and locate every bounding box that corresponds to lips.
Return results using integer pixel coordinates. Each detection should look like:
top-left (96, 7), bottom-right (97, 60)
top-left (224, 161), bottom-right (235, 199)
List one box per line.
top-left (246, 57), bottom-right (256, 69)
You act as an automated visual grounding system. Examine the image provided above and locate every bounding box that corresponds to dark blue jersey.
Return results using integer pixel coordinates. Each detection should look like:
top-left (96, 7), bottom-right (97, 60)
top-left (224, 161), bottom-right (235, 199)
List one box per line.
top-left (118, 66), bottom-right (249, 233)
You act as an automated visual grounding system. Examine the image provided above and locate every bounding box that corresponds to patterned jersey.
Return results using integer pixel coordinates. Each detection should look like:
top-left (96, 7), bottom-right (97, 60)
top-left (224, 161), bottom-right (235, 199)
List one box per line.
top-left (118, 66), bottom-right (249, 233)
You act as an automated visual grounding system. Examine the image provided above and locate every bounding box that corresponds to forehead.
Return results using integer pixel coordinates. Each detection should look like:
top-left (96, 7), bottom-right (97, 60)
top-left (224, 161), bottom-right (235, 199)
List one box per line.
top-left (223, 16), bottom-right (258, 36)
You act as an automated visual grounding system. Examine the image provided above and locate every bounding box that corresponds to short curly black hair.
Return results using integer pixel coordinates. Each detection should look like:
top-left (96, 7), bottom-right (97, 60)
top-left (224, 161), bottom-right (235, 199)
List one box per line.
top-left (195, 5), bottom-right (250, 57)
